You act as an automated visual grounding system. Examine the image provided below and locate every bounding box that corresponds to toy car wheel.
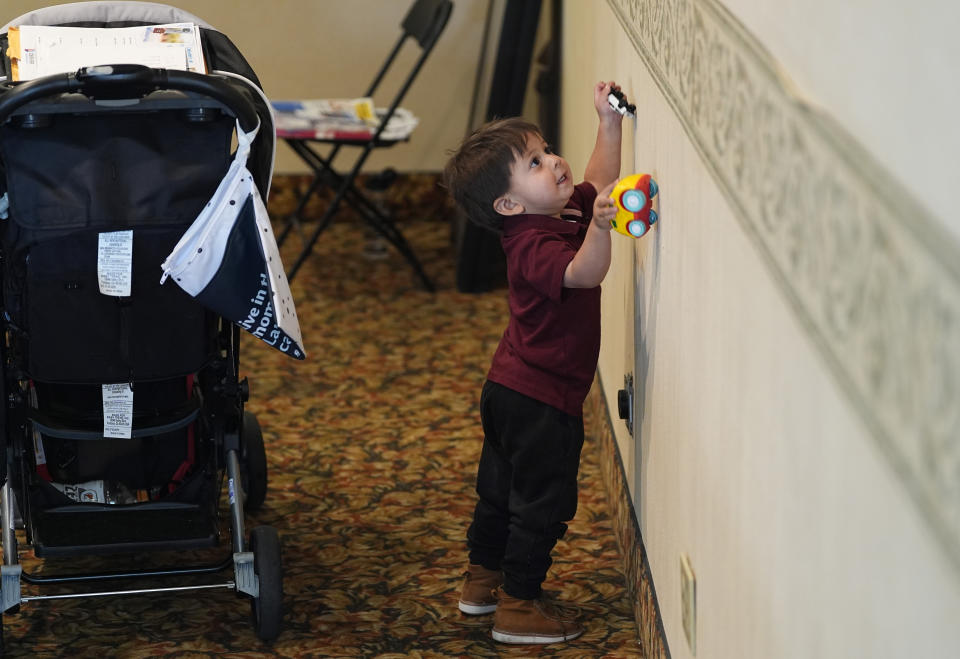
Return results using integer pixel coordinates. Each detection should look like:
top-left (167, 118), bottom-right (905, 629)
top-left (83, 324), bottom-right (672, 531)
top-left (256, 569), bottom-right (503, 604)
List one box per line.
top-left (250, 525), bottom-right (283, 641)
top-left (627, 220), bottom-right (647, 237)
top-left (648, 178), bottom-right (659, 197)
top-left (648, 209), bottom-right (658, 225)
top-left (621, 189), bottom-right (646, 213)
top-left (240, 411), bottom-right (268, 511)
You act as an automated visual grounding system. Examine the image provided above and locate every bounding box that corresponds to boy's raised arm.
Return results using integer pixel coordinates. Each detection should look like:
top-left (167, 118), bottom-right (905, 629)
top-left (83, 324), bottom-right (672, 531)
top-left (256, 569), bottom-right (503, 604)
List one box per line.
top-left (583, 81), bottom-right (624, 193)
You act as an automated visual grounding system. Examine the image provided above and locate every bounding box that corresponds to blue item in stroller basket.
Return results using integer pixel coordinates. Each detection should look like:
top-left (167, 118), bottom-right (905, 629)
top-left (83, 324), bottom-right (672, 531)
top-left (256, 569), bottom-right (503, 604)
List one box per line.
top-left (0, 2), bottom-right (298, 649)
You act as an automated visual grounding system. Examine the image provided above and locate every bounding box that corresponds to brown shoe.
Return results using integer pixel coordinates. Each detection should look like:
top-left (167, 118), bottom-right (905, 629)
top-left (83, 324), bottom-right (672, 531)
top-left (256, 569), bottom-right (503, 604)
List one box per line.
top-left (491, 587), bottom-right (584, 644)
top-left (458, 564), bottom-right (503, 615)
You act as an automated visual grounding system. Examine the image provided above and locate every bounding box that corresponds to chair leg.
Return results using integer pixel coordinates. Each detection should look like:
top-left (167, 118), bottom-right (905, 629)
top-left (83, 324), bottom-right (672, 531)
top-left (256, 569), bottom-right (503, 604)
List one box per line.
top-left (349, 189), bottom-right (435, 291)
top-left (286, 182), bottom-right (434, 291)
top-left (276, 173), bottom-right (325, 247)
top-left (277, 140), bottom-right (344, 247)
top-left (281, 142), bottom-right (435, 291)
top-left (285, 196), bottom-right (341, 282)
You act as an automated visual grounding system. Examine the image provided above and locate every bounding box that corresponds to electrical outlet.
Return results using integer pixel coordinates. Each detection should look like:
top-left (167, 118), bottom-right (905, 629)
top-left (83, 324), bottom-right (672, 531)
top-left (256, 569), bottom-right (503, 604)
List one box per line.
top-left (680, 553), bottom-right (696, 655)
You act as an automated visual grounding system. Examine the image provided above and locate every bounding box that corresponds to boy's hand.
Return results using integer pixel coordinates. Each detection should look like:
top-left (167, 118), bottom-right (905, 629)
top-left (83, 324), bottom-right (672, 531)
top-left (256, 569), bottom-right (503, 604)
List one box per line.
top-left (594, 80), bottom-right (625, 125)
top-left (592, 180), bottom-right (619, 230)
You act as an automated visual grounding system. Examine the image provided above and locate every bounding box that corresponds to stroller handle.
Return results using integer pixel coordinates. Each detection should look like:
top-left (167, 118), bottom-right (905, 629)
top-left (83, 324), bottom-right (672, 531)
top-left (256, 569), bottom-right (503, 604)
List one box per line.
top-left (0, 64), bottom-right (259, 131)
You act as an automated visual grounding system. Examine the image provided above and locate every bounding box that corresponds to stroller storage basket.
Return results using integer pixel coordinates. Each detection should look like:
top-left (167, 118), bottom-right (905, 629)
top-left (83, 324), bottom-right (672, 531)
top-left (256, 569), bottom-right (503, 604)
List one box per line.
top-left (30, 378), bottom-right (200, 489)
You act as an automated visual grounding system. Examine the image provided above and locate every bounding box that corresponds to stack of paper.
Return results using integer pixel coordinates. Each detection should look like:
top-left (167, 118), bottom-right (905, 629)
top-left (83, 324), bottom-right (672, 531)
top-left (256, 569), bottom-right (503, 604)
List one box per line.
top-left (6, 22), bottom-right (206, 81)
top-left (272, 98), bottom-right (419, 142)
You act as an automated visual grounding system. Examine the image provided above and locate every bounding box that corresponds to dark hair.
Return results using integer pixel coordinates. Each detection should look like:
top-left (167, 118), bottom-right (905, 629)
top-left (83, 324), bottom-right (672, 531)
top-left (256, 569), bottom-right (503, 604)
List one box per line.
top-left (442, 117), bottom-right (542, 232)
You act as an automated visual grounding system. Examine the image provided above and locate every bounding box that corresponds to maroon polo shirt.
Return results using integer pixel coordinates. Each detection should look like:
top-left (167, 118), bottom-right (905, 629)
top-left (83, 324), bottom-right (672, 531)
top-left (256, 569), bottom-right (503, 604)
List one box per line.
top-left (487, 182), bottom-right (600, 416)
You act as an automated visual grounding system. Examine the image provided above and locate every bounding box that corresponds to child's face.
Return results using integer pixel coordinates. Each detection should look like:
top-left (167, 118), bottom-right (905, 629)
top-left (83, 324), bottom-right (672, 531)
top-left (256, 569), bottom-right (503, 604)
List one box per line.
top-left (499, 133), bottom-right (574, 217)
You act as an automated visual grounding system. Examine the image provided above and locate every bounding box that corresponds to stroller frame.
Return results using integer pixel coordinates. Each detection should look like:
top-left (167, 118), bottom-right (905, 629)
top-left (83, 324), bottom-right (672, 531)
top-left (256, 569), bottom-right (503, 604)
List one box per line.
top-left (0, 4), bottom-right (284, 647)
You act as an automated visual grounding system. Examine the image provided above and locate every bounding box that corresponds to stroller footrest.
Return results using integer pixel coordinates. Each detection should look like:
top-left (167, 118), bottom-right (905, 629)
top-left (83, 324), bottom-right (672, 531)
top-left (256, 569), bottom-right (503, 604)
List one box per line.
top-left (234, 551), bottom-right (258, 597)
top-left (1, 565), bottom-right (23, 612)
top-left (31, 505), bottom-right (218, 557)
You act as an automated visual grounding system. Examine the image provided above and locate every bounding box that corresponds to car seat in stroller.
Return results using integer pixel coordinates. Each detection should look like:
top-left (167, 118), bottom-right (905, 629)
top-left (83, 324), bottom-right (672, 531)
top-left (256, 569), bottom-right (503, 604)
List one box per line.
top-left (0, 1), bottom-right (291, 648)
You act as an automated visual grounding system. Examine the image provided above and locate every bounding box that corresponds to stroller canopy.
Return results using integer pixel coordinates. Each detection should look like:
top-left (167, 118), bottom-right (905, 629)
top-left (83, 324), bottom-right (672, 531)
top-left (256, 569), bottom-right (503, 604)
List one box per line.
top-left (0, 0), bottom-right (275, 195)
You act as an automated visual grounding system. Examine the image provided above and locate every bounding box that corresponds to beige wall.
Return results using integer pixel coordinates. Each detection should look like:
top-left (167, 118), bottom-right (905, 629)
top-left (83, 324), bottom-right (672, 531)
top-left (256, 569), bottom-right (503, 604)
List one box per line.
top-left (562, 1), bottom-right (960, 658)
top-left (4, 0), bottom-right (492, 173)
top-left (722, 0), bottom-right (960, 243)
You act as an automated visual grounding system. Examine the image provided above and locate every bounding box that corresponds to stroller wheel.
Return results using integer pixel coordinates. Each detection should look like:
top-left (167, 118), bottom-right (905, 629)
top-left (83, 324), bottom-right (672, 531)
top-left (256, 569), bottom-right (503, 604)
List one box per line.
top-left (241, 411), bottom-right (268, 511)
top-left (249, 525), bottom-right (283, 641)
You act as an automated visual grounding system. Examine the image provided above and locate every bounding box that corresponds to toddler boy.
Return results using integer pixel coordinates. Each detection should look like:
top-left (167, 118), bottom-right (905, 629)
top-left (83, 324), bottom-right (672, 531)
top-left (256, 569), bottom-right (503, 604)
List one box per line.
top-left (442, 81), bottom-right (625, 644)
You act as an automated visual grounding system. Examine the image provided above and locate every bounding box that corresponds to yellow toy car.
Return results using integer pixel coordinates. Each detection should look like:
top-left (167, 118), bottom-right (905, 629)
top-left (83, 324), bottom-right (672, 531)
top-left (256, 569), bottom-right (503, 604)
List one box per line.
top-left (610, 173), bottom-right (659, 238)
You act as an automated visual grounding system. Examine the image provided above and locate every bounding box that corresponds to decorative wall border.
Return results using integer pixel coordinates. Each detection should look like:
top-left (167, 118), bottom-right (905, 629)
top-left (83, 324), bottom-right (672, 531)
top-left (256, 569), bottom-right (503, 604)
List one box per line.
top-left (607, 0), bottom-right (960, 572)
top-left (586, 379), bottom-right (670, 658)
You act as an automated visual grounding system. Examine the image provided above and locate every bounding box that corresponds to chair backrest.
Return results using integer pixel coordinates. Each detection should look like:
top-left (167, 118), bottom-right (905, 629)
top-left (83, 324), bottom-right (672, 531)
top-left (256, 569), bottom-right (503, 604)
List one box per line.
top-left (363, 0), bottom-right (452, 136)
top-left (402, 0), bottom-right (453, 49)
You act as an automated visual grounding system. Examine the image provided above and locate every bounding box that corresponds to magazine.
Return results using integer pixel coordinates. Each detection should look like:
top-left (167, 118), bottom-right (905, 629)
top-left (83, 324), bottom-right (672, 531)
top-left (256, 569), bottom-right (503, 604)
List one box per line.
top-left (272, 98), bottom-right (419, 141)
top-left (6, 22), bottom-right (206, 81)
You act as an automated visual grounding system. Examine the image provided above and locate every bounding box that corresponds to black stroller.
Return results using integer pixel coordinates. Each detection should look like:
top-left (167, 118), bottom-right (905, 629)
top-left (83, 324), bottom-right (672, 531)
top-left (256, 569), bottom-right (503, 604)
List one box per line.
top-left (0, 2), bottom-right (290, 649)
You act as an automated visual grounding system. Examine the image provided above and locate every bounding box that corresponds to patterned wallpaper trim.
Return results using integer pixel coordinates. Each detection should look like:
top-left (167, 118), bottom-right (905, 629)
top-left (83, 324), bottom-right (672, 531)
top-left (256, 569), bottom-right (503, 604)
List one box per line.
top-left (607, 0), bottom-right (960, 573)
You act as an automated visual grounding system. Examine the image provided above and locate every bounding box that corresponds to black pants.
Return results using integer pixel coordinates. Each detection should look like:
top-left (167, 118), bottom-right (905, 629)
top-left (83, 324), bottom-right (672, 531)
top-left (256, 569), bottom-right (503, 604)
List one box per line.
top-left (467, 380), bottom-right (585, 600)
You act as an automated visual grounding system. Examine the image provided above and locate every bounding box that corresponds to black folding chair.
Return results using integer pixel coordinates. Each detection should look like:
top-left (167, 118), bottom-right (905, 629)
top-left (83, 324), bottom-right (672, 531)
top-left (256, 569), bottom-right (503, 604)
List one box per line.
top-left (276, 0), bottom-right (453, 290)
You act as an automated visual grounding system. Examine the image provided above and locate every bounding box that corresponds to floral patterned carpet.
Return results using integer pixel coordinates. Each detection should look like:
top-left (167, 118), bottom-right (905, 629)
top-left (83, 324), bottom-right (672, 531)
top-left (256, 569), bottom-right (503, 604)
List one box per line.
top-left (2, 176), bottom-right (641, 658)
